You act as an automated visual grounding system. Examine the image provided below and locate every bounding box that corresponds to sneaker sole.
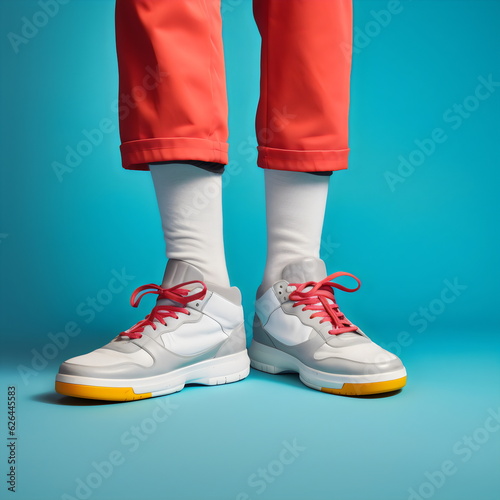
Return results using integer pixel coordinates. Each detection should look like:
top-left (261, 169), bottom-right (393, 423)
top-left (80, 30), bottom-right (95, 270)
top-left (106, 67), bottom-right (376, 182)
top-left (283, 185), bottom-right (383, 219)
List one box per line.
top-left (249, 341), bottom-right (406, 396)
top-left (55, 351), bottom-right (250, 402)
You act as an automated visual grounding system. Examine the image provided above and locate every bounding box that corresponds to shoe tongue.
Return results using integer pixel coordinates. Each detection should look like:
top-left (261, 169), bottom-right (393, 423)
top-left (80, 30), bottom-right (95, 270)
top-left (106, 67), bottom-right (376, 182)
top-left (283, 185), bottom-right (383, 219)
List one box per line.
top-left (161, 259), bottom-right (204, 288)
top-left (282, 257), bottom-right (326, 284)
top-left (158, 260), bottom-right (205, 307)
top-left (282, 258), bottom-right (365, 343)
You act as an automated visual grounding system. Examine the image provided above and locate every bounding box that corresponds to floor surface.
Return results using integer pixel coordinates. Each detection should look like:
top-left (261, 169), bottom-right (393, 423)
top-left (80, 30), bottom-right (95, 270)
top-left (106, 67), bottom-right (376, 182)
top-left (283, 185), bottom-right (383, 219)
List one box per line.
top-left (2, 332), bottom-right (499, 500)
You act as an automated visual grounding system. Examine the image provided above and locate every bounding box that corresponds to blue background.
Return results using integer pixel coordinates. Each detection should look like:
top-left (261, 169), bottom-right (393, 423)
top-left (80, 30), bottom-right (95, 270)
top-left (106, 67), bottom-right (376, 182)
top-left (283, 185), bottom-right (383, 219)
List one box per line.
top-left (1, 1), bottom-right (499, 499)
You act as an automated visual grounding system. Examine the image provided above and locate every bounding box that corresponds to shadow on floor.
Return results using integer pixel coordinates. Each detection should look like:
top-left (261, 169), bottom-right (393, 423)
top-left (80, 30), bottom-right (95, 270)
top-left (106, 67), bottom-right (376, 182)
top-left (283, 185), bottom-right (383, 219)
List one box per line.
top-left (32, 367), bottom-right (402, 406)
top-left (32, 392), bottom-right (122, 406)
top-left (248, 368), bottom-right (404, 399)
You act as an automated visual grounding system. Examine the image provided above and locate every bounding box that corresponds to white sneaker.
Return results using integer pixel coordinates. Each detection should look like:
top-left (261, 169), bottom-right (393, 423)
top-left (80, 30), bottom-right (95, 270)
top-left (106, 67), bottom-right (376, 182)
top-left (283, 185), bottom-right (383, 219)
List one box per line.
top-left (55, 260), bottom-right (250, 401)
top-left (249, 257), bottom-right (407, 396)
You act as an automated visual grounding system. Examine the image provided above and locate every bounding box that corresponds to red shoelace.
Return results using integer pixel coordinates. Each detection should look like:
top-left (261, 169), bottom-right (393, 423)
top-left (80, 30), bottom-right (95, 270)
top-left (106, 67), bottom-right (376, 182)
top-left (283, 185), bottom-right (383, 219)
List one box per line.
top-left (288, 272), bottom-right (361, 335)
top-left (120, 281), bottom-right (207, 339)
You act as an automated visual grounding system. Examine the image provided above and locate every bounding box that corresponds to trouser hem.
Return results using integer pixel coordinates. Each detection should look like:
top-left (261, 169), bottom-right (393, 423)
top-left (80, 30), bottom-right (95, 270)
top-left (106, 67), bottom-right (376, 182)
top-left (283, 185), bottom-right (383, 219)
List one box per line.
top-left (256, 146), bottom-right (350, 172)
top-left (120, 137), bottom-right (229, 171)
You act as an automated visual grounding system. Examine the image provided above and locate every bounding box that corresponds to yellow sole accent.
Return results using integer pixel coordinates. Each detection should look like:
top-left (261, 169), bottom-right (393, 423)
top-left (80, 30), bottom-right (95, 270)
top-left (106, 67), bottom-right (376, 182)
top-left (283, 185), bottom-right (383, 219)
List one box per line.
top-left (321, 376), bottom-right (407, 396)
top-left (55, 381), bottom-right (152, 402)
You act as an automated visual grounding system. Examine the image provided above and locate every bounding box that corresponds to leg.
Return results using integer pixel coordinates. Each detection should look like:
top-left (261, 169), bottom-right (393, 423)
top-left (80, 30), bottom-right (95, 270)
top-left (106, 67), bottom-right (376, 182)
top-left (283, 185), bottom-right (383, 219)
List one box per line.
top-left (115, 0), bottom-right (229, 170)
top-left (55, 1), bottom-right (250, 401)
top-left (150, 163), bottom-right (230, 287)
top-left (250, 0), bottom-right (407, 396)
top-left (116, 0), bottom-right (231, 287)
top-left (255, 0), bottom-right (352, 291)
top-left (258, 170), bottom-right (329, 294)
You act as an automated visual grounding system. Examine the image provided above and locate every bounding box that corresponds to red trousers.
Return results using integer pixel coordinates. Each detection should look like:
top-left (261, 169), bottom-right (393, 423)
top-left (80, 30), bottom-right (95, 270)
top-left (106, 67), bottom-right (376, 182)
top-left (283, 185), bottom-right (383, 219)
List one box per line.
top-left (115, 0), bottom-right (352, 173)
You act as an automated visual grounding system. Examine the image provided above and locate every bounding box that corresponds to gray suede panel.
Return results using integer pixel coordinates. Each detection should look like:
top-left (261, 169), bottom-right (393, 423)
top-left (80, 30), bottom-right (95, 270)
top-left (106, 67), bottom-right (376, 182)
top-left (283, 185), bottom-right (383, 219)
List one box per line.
top-left (205, 282), bottom-right (242, 305)
top-left (259, 334), bottom-right (403, 376)
top-left (252, 315), bottom-right (278, 348)
top-left (215, 324), bottom-right (247, 356)
top-left (59, 335), bottom-right (225, 379)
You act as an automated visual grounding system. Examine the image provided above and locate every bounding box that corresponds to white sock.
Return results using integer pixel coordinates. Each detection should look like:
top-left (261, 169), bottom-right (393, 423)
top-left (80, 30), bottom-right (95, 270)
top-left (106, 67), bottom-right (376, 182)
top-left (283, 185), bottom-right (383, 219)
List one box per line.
top-left (260, 169), bottom-right (329, 294)
top-left (150, 163), bottom-right (230, 287)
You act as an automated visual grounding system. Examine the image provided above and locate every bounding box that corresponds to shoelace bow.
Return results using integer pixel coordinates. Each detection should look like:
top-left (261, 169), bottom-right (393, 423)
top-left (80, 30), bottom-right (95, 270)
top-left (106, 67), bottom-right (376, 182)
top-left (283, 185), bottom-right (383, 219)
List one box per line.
top-left (119, 281), bottom-right (207, 339)
top-left (288, 272), bottom-right (361, 335)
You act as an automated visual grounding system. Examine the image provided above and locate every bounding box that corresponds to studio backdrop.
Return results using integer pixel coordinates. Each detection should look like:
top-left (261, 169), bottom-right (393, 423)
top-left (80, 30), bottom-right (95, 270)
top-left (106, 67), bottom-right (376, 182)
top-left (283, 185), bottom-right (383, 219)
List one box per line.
top-left (1, 1), bottom-right (499, 500)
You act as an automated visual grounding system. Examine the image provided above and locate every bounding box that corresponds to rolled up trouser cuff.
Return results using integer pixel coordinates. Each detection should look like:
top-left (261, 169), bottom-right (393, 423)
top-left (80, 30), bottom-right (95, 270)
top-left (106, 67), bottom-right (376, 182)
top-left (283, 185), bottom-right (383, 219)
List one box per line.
top-left (256, 146), bottom-right (350, 173)
top-left (120, 137), bottom-right (229, 171)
